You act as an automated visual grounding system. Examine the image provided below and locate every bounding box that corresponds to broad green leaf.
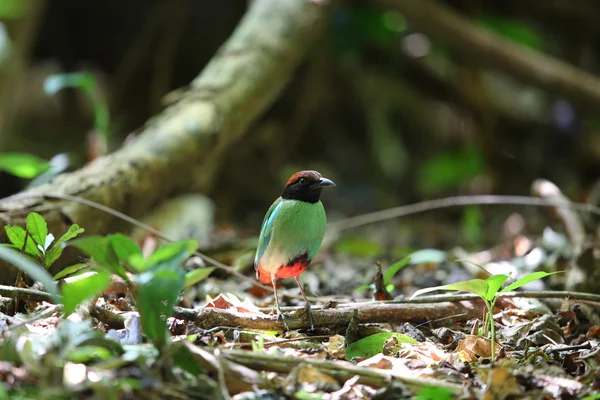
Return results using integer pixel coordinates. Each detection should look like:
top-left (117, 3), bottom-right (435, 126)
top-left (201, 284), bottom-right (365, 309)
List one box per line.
top-left (3, 225), bottom-right (41, 258)
top-left (345, 332), bottom-right (417, 360)
top-left (130, 239), bottom-right (198, 272)
top-left (0, 246), bottom-right (59, 299)
top-left (54, 224), bottom-right (85, 247)
top-left (500, 271), bottom-right (563, 294)
top-left (0, 152), bottom-right (50, 179)
top-left (26, 212), bottom-right (48, 249)
top-left (53, 263), bottom-right (88, 280)
top-left (484, 274), bottom-right (510, 301)
top-left (147, 240), bottom-right (198, 266)
top-left (383, 257), bottom-right (411, 285)
top-left (406, 249), bottom-right (446, 264)
top-left (184, 267), bottom-right (215, 288)
top-left (108, 234), bottom-right (141, 264)
top-left (67, 346), bottom-right (113, 363)
top-left (415, 386), bottom-right (455, 400)
top-left (69, 236), bottom-right (125, 277)
top-left (136, 267), bottom-right (185, 350)
top-left (45, 245), bottom-right (63, 267)
top-left (62, 271), bottom-right (110, 316)
top-left (410, 278), bottom-right (488, 300)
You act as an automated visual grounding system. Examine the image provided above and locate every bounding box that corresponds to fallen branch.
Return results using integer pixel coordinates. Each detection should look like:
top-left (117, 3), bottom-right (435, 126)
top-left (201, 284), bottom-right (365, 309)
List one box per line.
top-left (377, 0), bottom-right (600, 105)
top-left (223, 349), bottom-right (466, 394)
top-left (0, 284), bottom-right (55, 303)
top-left (182, 300), bottom-right (486, 331)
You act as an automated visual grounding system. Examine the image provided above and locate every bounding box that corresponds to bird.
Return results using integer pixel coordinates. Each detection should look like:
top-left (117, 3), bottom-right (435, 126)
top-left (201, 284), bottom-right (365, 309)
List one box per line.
top-left (255, 170), bottom-right (335, 330)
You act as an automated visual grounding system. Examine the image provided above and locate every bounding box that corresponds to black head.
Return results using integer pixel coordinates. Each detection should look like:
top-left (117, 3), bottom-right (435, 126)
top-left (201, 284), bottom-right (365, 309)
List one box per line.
top-left (281, 170), bottom-right (335, 203)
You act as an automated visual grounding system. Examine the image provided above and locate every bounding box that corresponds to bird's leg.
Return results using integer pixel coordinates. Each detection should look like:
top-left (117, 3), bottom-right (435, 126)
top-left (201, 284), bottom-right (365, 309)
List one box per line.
top-left (294, 276), bottom-right (315, 331)
top-left (271, 274), bottom-right (289, 331)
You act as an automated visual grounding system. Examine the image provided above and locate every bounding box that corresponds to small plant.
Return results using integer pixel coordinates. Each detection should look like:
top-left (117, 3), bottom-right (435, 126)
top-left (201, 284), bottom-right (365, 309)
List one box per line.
top-left (3, 212), bottom-right (84, 271)
top-left (68, 233), bottom-right (214, 350)
top-left (2, 212), bottom-right (215, 352)
top-left (410, 270), bottom-right (562, 360)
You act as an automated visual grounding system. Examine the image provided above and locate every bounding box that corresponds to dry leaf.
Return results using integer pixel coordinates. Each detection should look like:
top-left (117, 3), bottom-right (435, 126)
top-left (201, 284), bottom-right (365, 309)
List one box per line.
top-left (324, 334), bottom-right (346, 359)
top-left (455, 335), bottom-right (500, 361)
top-left (203, 293), bottom-right (261, 313)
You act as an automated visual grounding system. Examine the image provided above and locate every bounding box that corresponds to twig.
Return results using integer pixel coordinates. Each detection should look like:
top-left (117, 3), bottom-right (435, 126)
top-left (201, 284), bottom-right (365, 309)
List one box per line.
top-left (327, 195), bottom-right (600, 232)
top-left (377, 0), bottom-right (600, 105)
top-left (0, 284), bottom-right (55, 303)
top-left (91, 306), bottom-right (126, 329)
top-left (227, 335), bottom-right (332, 348)
top-left (223, 349), bottom-right (466, 394)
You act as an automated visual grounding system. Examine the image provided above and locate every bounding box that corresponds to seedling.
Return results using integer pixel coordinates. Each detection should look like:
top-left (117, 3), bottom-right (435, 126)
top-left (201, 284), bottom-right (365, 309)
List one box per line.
top-left (410, 271), bottom-right (562, 360)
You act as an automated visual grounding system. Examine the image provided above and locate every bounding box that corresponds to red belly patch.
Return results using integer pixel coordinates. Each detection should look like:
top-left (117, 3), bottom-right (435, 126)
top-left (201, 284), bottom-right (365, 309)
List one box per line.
top-left (257, 252), bottom-right (310, 284)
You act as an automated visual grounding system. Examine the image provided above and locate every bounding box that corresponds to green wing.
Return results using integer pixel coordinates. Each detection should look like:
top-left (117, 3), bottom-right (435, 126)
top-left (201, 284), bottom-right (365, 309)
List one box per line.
top-left (254, 197), bottom-right (283, 269)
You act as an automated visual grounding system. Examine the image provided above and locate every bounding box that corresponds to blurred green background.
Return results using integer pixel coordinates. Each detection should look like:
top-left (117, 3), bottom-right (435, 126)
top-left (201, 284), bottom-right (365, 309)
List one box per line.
top-left (1, 0), bottom-right (598, 249)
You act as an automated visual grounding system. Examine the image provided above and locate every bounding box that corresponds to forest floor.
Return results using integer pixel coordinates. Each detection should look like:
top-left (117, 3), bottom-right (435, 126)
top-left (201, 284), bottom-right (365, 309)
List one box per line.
top-left (0, 204), bottom-right (599, 400)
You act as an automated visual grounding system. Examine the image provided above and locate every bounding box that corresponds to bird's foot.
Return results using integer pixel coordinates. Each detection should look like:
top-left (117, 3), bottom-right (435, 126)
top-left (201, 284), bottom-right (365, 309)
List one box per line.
top-left (299, 303), bottom-right (315, 332)
top-left (275, 308), bottom-right (290, 331)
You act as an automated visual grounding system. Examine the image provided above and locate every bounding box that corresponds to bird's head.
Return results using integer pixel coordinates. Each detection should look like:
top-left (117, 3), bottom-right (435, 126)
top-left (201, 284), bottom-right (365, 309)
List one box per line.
top-left (281, 170), bottom-right (335, 204)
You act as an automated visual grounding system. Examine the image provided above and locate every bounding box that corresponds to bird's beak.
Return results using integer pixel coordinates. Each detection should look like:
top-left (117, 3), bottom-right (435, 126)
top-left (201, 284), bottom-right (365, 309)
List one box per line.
top-left (318, 177), bottom-right (335, 188)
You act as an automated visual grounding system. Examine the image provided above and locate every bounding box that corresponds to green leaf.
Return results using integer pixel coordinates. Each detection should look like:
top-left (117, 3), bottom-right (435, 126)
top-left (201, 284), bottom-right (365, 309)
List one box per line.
top-left (53, 263), bottom-right (88, 280)
top-left (54, 224), bottom-right (85, 247)
top-left (0, 152), bottom-right (50, 179)
top-left (62, 271), bottom-right (110, 316)
top-left (410, 278), bottom-right (488, 300)
top-left (415, 386), bottom-right (455, 400)
top-left (26, 212), bottom-right (48, 249)
top-left (484, 274), bottom-right (510, 301)
top-left (0, 246), bottom-right (59, 299)
top-left (136, 267), bottom-right (185, 349)
top-left (67, 346), bottom-right (113, 363)
top-left (45, 245), bottom-right (63, 267)
top-left (184, 267), bottom-right (215, 288)
top-left (148, 239), bottom-right (198, 266)
top-left (406, 249), bottom-right (446, 264)
top-left (345, 332), bottom-right (417, 360)
top-left (69, 236), bottom-right (125, 277)
top-left (108, 234), bottom-right (142, 264)
top-left (383, 257), bottom-right (411, 285)
top-left (130, 239), bottom-right (198, 272)
top-left (3, 225), bottom-right (41, 259)
top-left (500, 271), bottom-right (564, 294)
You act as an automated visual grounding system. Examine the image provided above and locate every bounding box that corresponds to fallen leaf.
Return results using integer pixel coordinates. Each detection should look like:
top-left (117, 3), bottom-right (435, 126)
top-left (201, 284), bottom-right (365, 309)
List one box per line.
top-left (323, 334), bottom-right (346, 359)
top-left (481, 367), bottom-right (521, 400)
top-left (455, 335), bottom-right (500, 361)
top-left (397, 341), bottom-right (451, 366)
top-left (204, 293), bottom-right (261, 313)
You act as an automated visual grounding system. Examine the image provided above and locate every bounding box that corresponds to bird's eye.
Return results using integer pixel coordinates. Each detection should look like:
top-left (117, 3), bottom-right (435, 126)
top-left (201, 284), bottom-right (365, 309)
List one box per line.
top-left (299, 178), bottom-right (308, 185)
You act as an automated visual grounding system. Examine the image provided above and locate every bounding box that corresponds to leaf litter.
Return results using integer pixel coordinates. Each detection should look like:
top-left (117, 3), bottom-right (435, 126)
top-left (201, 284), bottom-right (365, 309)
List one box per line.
top-left (0, 211), bottom-right (598, 399)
